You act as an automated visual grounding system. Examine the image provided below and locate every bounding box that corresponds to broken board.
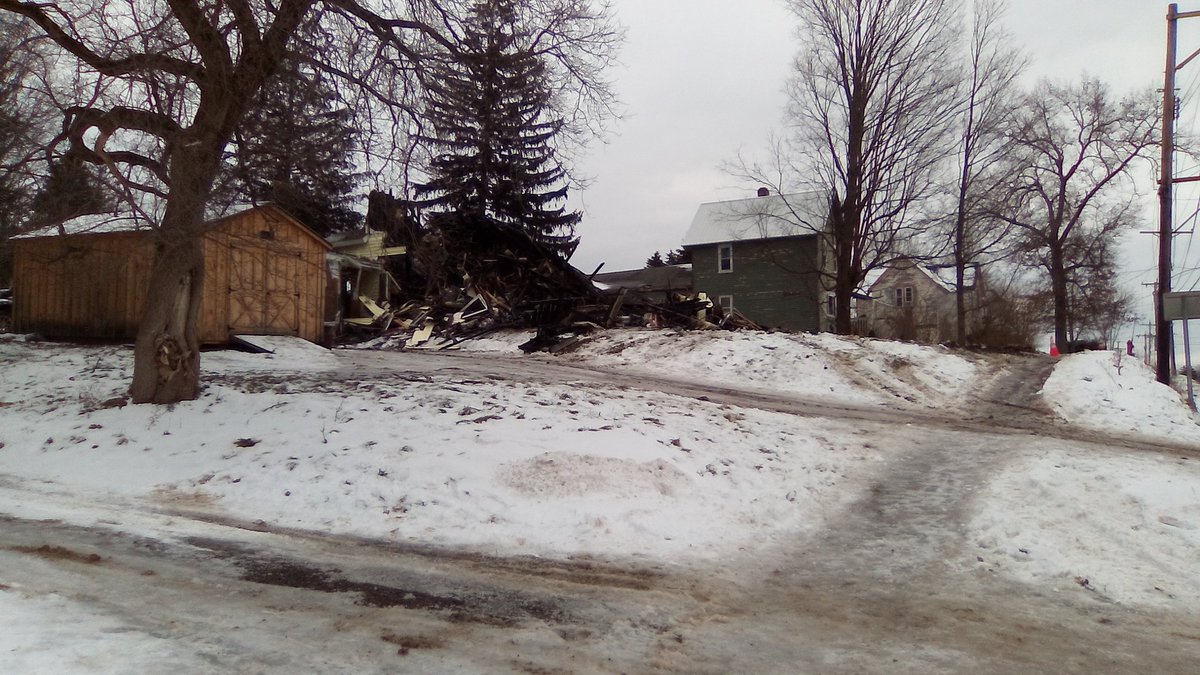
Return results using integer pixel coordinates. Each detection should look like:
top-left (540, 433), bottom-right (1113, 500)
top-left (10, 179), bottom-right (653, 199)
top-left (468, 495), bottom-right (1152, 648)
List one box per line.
top-left (231, 334), bottom-right (329, 357)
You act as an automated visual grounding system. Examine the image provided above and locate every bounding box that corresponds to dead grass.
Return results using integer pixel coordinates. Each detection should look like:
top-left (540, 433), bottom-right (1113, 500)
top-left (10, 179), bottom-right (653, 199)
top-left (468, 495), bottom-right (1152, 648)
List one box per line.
top-left (380, 632), bottom-right (446, 654)
top-left (11, 544), bottom-right (103, 564)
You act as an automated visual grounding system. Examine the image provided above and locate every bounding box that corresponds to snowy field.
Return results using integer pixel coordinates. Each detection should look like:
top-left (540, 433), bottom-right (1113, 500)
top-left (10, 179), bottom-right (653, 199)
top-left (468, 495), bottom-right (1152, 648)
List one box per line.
top-left (0, 333), bottom-right (892, 564)
top-left (2, 329), bottom-right (1200, 668)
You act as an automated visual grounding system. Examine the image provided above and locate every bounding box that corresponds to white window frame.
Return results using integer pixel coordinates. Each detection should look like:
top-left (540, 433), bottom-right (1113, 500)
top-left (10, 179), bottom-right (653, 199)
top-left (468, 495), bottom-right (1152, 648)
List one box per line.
top-left (718, 244), bottom-right (733, 273)
top-left (718, 295), bottom-right (734, 314)
top-left (894, 286), bottom-right (914, 306)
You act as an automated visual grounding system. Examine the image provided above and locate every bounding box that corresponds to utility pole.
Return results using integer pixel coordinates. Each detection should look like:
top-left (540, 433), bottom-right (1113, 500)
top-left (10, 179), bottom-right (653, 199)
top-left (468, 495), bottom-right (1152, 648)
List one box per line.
top-left (1160, 4), bottom-right (1200, 384)
top-left (1159, 4), bottom-right (1179, 385)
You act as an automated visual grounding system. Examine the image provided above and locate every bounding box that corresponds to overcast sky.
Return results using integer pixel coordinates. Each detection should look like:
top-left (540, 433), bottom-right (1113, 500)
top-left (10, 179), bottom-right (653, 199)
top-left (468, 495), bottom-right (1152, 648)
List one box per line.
top-left (567, 0), bottom-right (1185, 310)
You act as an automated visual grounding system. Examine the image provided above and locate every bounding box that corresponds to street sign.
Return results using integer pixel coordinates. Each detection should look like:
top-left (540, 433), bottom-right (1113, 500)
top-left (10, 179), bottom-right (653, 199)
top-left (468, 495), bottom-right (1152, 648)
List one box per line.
top-left (1163, 291), bottom-right (1200, 321)
top-left (1163, 291), bottom-right (1200, 412)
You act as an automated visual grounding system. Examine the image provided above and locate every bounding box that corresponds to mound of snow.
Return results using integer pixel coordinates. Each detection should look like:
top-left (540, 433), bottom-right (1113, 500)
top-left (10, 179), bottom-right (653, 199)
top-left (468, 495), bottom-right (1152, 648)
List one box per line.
top-left (1043, 350), bottom-right (1200, 444)
top-left (432, 328), bottom-right (982, 412)
top-left (970, 445), bottom-right (1200, 608)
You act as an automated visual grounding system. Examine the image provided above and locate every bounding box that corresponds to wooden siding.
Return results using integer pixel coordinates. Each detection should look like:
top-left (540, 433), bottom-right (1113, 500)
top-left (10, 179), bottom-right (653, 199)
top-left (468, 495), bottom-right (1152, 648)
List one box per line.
top-left (12, 205), bottom-right (329, 344)
top-left (689, 236), bottom-right (822, 332)
top-left (13, 232), bottom-right (153, 339)
top-left (200, 207), bottom-right (329, 344)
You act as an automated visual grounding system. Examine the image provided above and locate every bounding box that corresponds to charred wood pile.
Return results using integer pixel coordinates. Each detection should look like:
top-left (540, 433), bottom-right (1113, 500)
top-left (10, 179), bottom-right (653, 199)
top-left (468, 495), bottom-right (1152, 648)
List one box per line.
top-left (352, 191), bottom-right (762, 351)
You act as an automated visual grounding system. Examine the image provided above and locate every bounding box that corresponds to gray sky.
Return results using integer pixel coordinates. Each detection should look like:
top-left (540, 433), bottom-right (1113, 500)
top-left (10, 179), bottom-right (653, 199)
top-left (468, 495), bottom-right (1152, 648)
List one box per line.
top-left (567, 0), bottom-right (1180, 304)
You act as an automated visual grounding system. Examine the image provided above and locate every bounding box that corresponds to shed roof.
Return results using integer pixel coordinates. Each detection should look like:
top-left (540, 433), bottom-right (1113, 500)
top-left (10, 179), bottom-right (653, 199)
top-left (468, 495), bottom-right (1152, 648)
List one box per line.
top-left (14, 202), bottom-right (330, 251)
top-left (13, 212), bottom-right (150, 239)
top-left (681, 191), bottom-right (828, 247)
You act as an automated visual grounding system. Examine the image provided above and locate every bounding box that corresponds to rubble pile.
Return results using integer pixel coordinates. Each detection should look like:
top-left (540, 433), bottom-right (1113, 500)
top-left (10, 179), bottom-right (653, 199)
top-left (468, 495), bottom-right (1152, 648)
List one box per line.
top-left (342, 192), bottom-right (760, 351)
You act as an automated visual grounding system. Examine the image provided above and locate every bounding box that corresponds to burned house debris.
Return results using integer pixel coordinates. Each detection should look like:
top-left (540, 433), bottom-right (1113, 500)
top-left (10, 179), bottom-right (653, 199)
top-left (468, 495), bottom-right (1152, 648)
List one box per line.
top-left (330, 192), bottom-right (762, 351)
top-left (326, 228), bottom-right (406, 335)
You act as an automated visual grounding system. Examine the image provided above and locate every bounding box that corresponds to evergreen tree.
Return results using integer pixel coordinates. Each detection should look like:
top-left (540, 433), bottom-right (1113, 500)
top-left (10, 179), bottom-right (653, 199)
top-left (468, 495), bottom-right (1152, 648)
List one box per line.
top-left (219, 52), bottom-right (363, 236)
top-left (28, 156), bottom-right (114, 225)
top-left (665, 247), bottom-right (691, 265)
top-left (0, 14), bottom-right (42, 282)
top-left (416, 0), bottom-right (581, 258)
top-left (645, 251), bottom-right (665, 268)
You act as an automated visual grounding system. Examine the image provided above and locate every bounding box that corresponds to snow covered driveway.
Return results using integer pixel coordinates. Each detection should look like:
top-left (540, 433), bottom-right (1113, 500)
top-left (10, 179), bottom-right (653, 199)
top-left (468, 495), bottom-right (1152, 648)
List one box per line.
top-left (1, 332), bottom-right (1199, 672)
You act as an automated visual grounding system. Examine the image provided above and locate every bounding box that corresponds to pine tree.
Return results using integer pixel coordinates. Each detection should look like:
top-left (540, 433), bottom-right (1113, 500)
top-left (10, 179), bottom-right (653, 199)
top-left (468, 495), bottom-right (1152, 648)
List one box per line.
top-left (0, 14), bottom-right (43, 282)
top-left (665, 247), bottom-right (692, 265)
top-left (416, 0), bottom-right (581, 258)
top-left (219, 53), bottom-right (363, 236)
top-left (28, 157), bottom-right (113, 225)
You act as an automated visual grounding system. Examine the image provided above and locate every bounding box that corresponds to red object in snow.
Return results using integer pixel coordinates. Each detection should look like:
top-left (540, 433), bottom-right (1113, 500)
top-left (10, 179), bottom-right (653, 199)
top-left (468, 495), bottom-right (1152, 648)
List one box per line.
top-left (1127, 339), bottom-right (1135, 357)
top-left (1050, 342), bottom-right (1060, 357)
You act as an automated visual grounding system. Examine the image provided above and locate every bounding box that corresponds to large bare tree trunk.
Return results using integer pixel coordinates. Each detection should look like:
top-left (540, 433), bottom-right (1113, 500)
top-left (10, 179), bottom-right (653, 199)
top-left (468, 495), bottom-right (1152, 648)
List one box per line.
top-left (1050, 243), bottom-right (1069, 353)
top-left (130, 236), bottom-right (205, 403)
top-left (129, 139), bottom-right (223, 404)
top-left (831, 192), bottom-right (856, 334)
top-left (955, 264), bottom-right (967, 344)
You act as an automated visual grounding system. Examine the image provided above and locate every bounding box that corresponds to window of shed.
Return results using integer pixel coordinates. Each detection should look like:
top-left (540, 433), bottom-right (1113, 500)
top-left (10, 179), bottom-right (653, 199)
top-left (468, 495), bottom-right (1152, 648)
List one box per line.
top-left (718, 244), bottom-right (733, 273)
top-left (718, 295), bottom-right (733, 314)
top-left (894, 287), bottom-right (914, 306)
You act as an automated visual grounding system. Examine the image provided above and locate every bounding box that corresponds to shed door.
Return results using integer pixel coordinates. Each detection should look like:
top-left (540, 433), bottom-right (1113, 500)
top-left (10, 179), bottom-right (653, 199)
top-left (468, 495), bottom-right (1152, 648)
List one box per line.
top-left (227, 242), bottom-right (301, 336)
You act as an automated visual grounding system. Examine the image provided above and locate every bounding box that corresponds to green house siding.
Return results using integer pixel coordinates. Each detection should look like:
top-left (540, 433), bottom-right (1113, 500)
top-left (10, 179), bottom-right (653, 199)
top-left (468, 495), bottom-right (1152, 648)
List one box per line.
top-left (688, 236), bottom-right (822, 331)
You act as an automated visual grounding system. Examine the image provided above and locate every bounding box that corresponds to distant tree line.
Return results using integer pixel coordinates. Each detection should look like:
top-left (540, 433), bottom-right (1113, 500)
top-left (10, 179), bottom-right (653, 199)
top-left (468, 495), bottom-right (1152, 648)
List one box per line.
top-left (728, 0), bottom-right (1155, 350)
top-left (644, 247), bottom-right (691, 268)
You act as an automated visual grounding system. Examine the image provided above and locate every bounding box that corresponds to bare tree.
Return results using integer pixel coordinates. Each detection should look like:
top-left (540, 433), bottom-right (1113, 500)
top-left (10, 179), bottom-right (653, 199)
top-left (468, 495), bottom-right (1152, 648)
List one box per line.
top-left (789, 0), bottom-right (961, 334)
top-left (946, 0), bottom-right (1025, 343)
top-left (1, 0), bottom-right (618, 404)
top-left (998, 78), bottom-right (1158, 353)
top-left (731, 0), bottom-right (962, 334)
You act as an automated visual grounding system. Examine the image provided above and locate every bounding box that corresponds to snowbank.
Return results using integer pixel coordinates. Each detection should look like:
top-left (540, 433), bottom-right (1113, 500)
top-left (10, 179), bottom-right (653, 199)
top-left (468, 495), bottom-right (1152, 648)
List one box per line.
top-left (4, 332), bottom-right (1200, 611)
top-left (408, 328), bottom-right (982, 411)
top-left (970, 444), bottom-right (1200, 608)
top-left (1043, 350), bottom-right (1200, 445)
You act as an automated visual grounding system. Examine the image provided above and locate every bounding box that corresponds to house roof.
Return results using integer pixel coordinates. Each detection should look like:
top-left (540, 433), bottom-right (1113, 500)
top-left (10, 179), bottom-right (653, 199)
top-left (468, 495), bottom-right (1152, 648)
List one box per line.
top-left (327, 228), bottom-right (406, 258)
top-left (681, 191), bottom-right (828, 247)
top-left (867, 262), bottom-right (978, 295)
top-left (923, 265), bottom-right (977, 292)
top-left (593, 264), bottom-right (693, 293)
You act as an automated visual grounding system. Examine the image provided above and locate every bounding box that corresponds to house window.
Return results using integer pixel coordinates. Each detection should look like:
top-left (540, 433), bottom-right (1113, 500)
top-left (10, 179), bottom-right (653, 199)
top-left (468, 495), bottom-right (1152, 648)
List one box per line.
top-left (894, 287), bottom-right (914, 306)
top-left (718, 295), bottom-right (733, 314)
top-left (718, 244), bottom-right (733, 273)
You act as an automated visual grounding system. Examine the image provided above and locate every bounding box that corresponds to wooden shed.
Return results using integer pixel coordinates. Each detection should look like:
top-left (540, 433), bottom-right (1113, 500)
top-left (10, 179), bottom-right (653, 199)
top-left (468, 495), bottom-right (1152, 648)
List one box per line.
top-left (12, 204), bottom-right (332, 344)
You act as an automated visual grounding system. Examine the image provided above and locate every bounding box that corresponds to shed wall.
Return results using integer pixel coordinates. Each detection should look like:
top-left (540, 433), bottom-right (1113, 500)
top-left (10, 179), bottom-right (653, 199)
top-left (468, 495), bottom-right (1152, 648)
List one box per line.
top-left (12, 207), bottom-right (328, 344)
top-left (13, 233), bottom-right (153, 339)
top-left (202, 208), bottom-right (329, 343)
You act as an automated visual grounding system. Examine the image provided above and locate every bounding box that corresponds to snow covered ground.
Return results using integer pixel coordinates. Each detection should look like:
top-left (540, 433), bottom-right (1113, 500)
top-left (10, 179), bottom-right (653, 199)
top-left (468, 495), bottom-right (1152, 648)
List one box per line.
top-left (0, 334), bottom-right (890, 563)
top-left (971, 348), bottom-right (1200, 607)
top-left (2, 330), bottom-right (1200, 669)
top-left (401, 327), bottom-right (985, 411)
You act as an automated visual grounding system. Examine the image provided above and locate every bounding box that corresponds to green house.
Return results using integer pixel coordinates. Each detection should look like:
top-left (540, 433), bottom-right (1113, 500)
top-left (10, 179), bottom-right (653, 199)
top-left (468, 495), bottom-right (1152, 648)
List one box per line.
top-left (682, 190), bottom-right (831, 332)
